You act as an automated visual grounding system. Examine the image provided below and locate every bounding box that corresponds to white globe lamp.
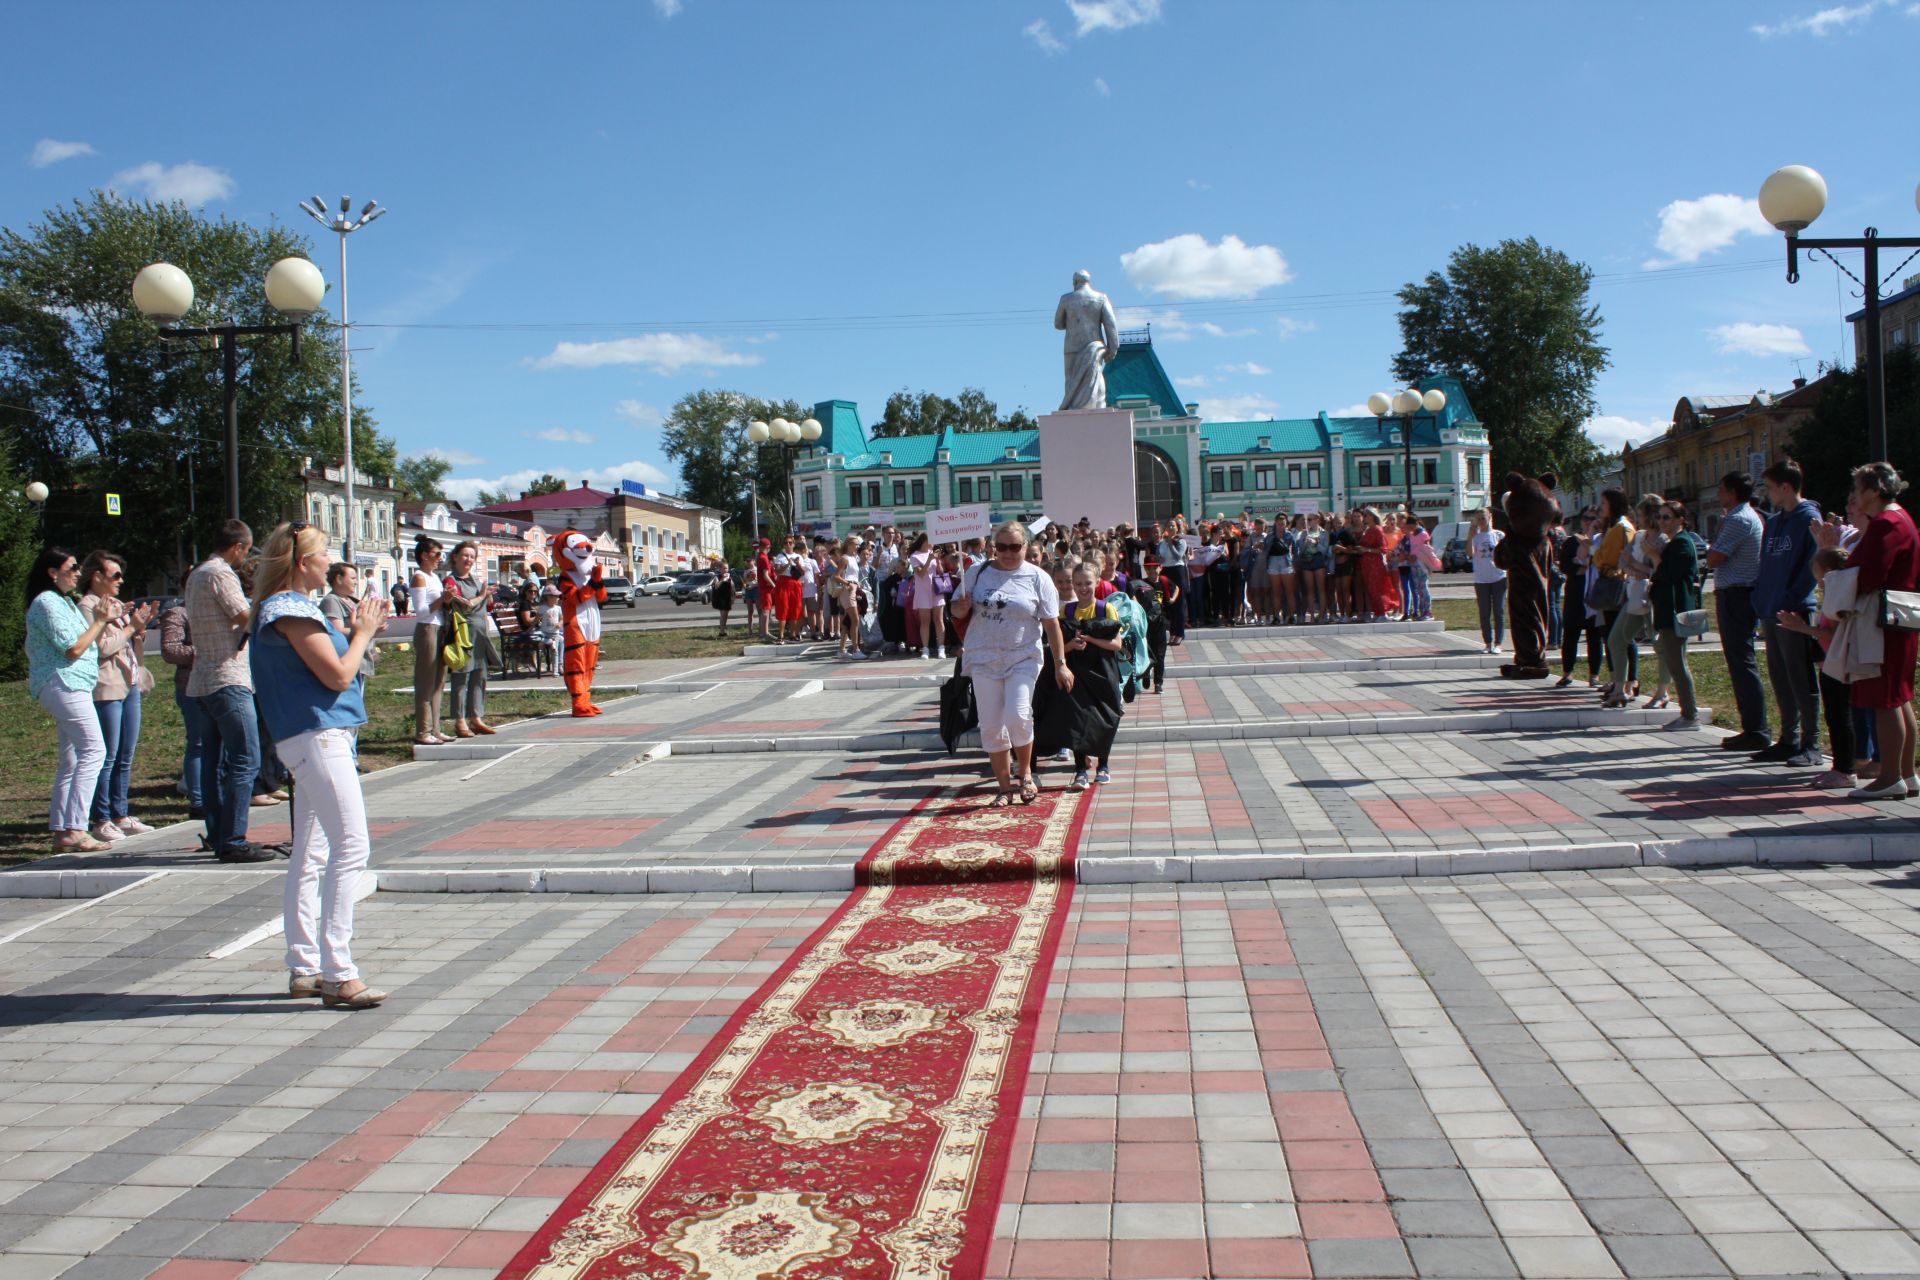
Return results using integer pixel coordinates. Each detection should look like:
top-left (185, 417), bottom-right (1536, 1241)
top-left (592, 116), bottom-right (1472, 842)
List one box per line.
top-left (24, 481), bottom-right (49, 504)
top-left (1758, 165), bottom-right (1828, 234)
top-left (800, 417), bottom-right (822, 443)
top-left (1392, 389), bottom-right (1422, 416)
top-left (1421, 388), bottom-right (1447, 414)
top-left (747, 420), bottom-right (771, 444)
top-left (264, 257), bottom-right (326, 318)
top-left (132, 263), bottom-right (195, 325)
top-left (1366, 393), bottom-right (1392, 417)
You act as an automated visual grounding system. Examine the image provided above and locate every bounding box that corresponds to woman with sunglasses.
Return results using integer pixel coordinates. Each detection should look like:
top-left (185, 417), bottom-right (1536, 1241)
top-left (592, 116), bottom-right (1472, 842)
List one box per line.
top-left (950, 522), bottom-right (1073, 806)
top-left (25, 548), bottom-right (128, 853)
top-left (79, 552), bottom-right (159, 844)
top-left (249, 522), bottom-right (389, 1007)
top-left (1645, 502), bottom-right (1704, 730)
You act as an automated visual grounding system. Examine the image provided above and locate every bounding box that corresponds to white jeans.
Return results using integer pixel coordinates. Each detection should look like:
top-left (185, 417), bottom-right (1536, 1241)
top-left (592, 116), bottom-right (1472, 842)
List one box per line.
top-left (971, 667), bottom-right (1038, 753)
top-left (278, 728), bottom-right (370, 982)
top-left (38, 682), bottom-right (105, 831)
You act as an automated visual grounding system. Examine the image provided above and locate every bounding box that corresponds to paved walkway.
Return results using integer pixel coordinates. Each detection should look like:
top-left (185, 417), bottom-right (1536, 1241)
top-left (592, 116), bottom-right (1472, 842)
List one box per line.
top-left (10, 865), bottom-right (1920, 1277)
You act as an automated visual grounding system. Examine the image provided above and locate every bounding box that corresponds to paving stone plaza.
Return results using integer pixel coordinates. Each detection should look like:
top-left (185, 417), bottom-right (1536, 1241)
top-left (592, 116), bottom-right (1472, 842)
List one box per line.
top-left (9, 622), bottom-right (1920, 1279)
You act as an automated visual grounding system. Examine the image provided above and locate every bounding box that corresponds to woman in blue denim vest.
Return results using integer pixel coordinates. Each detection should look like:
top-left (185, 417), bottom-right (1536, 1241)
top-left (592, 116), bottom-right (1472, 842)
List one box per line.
top-left (249, 522), bottom-right (389, 1009)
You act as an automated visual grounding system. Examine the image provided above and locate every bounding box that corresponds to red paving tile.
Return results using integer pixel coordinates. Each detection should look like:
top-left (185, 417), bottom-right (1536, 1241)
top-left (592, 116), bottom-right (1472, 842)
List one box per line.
top-left (351, 1225), bottom-right (472, 1267)
top-left (267, 1223), bottom-right (379, 1264)
top-left (1210, 1237), bottom-right (1312, 1277)
top-left (231, 1188), bottom-right (340, 1222)
top-left (1297, 1200), bottom-right (1400, 1238)
top-left (1109, 1237), bottom-right (1211, 1279)
top-left (1006, 1238), bottom-right (1111, 1279)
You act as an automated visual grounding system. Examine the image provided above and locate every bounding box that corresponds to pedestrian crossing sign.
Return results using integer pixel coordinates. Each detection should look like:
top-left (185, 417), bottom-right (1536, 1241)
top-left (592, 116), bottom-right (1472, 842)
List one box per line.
top-left (105, 493), bottom-right (121, 516)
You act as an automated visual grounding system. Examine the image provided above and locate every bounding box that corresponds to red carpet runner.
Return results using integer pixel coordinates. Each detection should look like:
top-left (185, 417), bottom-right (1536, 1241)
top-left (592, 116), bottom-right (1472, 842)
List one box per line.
top-left (500, 785), bottom-right (1089, 1280)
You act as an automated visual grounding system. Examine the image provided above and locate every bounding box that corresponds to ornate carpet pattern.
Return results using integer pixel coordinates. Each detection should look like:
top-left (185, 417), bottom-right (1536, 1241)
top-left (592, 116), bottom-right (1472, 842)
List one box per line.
top-left (500, 785), bottom-right (1089, 1280)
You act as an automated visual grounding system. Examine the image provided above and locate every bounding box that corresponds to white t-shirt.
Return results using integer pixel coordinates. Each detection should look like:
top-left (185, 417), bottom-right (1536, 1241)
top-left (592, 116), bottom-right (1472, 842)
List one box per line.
top-left (1470, 530), bottom-right (1506, 584)
top-left (1192, 544), bottom-right (1225, 569)
top-left (959, 561), bottom-right (1060, 680)
top-left (799, 555), bottom-right (819, 597)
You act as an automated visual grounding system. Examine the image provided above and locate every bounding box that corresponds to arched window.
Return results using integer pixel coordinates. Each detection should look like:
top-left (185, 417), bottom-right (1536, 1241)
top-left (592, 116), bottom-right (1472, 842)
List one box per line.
top-left (1135, 443), bottom-right (1182, 528)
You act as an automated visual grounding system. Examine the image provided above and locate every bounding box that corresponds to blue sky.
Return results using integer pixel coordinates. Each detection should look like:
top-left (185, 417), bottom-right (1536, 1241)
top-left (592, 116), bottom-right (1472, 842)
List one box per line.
top-left (9, 0), bottom-right (1917, 503)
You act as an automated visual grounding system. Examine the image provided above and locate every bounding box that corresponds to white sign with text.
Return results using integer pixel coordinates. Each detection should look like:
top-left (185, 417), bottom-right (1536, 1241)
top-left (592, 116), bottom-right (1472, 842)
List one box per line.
top-left (925, 503), bottom-right (992, 544)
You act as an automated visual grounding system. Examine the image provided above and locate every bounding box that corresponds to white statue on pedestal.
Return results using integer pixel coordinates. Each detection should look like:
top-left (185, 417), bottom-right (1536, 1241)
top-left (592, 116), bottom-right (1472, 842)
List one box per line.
top-left (1054, 269), bottom-right (1119, 411)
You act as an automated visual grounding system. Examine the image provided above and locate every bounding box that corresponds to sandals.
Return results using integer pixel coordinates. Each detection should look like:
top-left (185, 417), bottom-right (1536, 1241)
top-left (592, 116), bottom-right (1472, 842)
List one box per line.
top-left (987, 787), bottom-right (1015, 809)
top-left (1018, 776), bottom-right (1039, 805)
top-left (320, 980), bottom-right (386, 1009)
top-left (52, 834), bottom-right (111, 854)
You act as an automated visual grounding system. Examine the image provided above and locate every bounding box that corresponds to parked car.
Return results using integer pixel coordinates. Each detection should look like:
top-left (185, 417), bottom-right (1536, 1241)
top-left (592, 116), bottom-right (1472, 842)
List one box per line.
top-left (601, 576), bottom-right (634, 607)
top-left (670, 571), bottom-right (718, 605)
top-left (1440, 537), bottom-right (1471, 573)
top-left (637, 574), bottom-right (678, 597)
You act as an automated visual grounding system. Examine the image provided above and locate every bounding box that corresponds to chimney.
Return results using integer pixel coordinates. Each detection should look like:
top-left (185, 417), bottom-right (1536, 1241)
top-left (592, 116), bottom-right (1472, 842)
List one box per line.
top-left (1793, 376), bottom-right (1807, 389)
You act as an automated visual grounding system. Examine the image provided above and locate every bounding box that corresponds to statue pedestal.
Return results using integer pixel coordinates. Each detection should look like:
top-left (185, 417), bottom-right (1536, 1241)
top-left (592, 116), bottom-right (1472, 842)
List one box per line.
top-left (1038, 408), bottom-right (1135, 532)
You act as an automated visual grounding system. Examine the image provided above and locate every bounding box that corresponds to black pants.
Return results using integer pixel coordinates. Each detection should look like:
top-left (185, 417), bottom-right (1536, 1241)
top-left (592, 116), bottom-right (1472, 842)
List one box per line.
top-left (1819, 672), bottom-right (1856, 772)
top-left (1144, 618), bottom-right (1168, 691)
top-left (1560, 580), bottom-right (1587, 674)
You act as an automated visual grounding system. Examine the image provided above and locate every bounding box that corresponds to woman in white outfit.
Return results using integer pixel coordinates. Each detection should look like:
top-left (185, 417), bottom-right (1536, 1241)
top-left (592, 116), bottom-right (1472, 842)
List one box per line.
top-left (249, 522), bottom-right (389, 1008)
top-left (950, 521), bottom-right (1073, 806)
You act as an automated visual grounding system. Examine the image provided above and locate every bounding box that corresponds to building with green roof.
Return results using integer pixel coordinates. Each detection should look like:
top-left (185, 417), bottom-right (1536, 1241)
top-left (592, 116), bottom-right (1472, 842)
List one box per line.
top-left (789, 329), bottom-right (1491, 537)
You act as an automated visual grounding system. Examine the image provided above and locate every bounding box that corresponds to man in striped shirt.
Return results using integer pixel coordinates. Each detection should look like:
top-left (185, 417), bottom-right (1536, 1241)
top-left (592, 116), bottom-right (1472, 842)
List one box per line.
top-left (1707, 472), bottom-right (1769, 751)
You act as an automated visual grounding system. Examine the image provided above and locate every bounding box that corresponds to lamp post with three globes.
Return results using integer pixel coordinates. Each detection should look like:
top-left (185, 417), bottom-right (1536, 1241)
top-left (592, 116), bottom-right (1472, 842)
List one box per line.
top-left (1367, 387), bottom-right (1447, 519)
top-left (1758, 165), bottom-right (1920, 464)
top-left (132, 258), bottom-right (326, 522)
top-left (745, 415), bottom-right (822, 544)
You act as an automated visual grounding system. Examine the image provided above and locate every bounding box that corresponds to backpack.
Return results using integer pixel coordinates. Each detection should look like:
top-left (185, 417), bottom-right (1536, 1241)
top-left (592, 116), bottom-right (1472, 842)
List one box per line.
top-left (1126, 578), bottom-right (1162, 622)
top-left (1107, 592), bottom-right (1150, 694)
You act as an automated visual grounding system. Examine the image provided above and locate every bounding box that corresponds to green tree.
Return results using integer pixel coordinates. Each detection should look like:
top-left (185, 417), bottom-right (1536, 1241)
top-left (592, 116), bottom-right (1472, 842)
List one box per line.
top-left (659, 389), bottom-right (805, 537)
top-left (1391, 237), bottom-right (1610, 490)
top-left (473, 487), bottom-right (510, 508)
top-left (526, 474), bottom-right (567, 497)
top-left (1787, 347), bottom-right (1920, 512)
top-left (393, 453), bottom-right (451, 503)
top-left (0, 193), bottom-right (396, 589)
top-left (0, 440), bottom-right (41, 681)
top-left (872, 386), bottom-right (1033, 437)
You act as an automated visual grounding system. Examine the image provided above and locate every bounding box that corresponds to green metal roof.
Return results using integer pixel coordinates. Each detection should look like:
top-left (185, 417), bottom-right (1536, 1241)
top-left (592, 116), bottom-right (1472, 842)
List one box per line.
top-left (813, 400), bottom-right (868, 458)
top-left (1198, 420), bottom-right (1329, 455)
top-left (1104, 333), bottom-right (1189, 419)
top-left (939, 428), bottom-right (1041, 465)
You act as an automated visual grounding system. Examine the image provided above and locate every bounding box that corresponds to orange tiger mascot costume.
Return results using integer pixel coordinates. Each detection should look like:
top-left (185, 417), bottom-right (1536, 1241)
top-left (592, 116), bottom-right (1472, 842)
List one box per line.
top-left (551, 529), bottom-right (606, 716)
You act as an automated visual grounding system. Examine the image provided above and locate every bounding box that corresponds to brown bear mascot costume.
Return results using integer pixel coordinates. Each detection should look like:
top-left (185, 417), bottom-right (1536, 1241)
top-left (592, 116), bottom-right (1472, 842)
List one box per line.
top-left (1495, 471), bottom-right (1559, 679)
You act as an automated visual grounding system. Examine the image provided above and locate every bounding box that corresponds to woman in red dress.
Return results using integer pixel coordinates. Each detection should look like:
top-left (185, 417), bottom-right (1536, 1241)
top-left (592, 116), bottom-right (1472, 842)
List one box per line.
top-left (1358, 509), bottom-right (1397, 621)
top-left (1846, 462), bottom-right (1920, 800)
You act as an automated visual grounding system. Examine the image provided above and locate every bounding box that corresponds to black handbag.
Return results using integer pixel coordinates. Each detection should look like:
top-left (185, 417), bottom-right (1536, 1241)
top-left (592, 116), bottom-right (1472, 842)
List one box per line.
top-left (1587, 574), bottom-right (1626, 613)
top-left (938, 653), bottom-right (977, 755)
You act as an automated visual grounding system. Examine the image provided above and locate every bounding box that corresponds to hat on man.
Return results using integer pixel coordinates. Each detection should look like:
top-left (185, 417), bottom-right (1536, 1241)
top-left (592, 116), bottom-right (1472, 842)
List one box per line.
top-left (758, 537), bottom-right (772, 547)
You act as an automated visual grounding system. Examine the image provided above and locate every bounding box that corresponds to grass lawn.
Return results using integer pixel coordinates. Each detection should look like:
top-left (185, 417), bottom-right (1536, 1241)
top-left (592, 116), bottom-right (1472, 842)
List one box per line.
top-left (0, 626), bottom-right (746, 866)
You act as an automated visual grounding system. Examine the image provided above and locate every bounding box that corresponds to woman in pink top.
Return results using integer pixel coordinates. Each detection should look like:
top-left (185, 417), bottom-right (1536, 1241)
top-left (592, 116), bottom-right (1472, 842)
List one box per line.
top-left (907, 532), bottom-right (944, 659)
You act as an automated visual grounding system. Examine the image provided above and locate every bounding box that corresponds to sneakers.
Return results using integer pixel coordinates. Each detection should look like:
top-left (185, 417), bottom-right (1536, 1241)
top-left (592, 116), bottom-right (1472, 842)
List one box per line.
top-left (1096, 766), bottom-right (1111, 784)
top-left (1907, 774), bottom-right (1920, 798)
top-left (1849, 778), bottom-right (1911, 801)
top-left (1719, 731), bottom-right (1771, 752)
top-left (1751, 742), bottom-right (1799, 764)
top-left (1786, 748), bottom-right (1825, 768)
top-left (89, 820), bottom-right (125, 844)
top-left (1663, 716), bottom-right (1704, 731)
top-left (1810, 770), bottom-right (1857, 790)
top-left (935, 647), bottom-right (946, 660)
top-left (1053, 748), bottom-right (1073, 762)
top-left (1069, 771), bottom-right (1090, 792)
top-left (216, 843), bottom-right (279, 864)
top-left (844, 649), bottom-right (868, 661)
top-left (115, 817), bottom-right (154, 836)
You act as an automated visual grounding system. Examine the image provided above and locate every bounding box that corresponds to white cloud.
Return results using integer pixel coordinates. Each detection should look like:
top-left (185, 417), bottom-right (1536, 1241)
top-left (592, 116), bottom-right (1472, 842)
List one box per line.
top-left (1711, 322), bottom-right (1812, 357)
top-left (1024, 18), bottom-right (1066, 53)
top-left (1644, 193), bottom-right (1772, 268)
top-left (531, 333), bottom-right (764, 374)
top-left (1583, 415), bottom-right (1668, 453)
top-left (615, 399), bottom-right (665, 427)
top-left (1181, 373), bottom-right (1211, 388)
top-left (110, 161), bottom-right (235, 204)
top-left (1752, 1), bottom-right (1881, 37)
top-left (1274, 317), bottom-right (1316, 340)
top-left (1185, 178), bottom-right (1211, 191)
top-left (412, 447), bottom-right (485, 466)
top-left (1198, 393), bottom-right (1282, 422)
top-left (446, 459), bottom-right (676, 508)
top-left (30, 139), bottom-right (93, 168)
top-left (1069, 0), bottom-right (1162, 34)
top-left (1093, 76), bottom-right (1110, 96)
top-left (1121, 233), bottom-right (1293, 300)
top-left (1219, 361), bottom-right (1272, 376)
top-left (653, 0), bottom-right (682, 14)
top-left (1329, 403), bottom-right (1376, 418)
top-left (531, 427), bottom-right (597, 445)
top-left (1114, 307), bottom-right (1256, 341)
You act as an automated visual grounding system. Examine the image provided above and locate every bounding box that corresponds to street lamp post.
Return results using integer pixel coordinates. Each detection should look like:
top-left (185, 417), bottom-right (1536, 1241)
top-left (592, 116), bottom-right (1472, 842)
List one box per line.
top-left (133, 259), bottom-right (325, 522)
top-left (1367, 387), bottom-right (1447, 519)
top-left (745, 415), bottom-right (822, 543)
top-left (24, 480), bottom-right (48, 537)
top-left (299, 195), bottom-right (386, 568)
top-left (1758, 165), bottom-right (1920, 463)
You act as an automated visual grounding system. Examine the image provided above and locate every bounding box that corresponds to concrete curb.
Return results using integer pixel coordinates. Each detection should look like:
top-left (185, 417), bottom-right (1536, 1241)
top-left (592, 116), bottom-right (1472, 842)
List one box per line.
top-left (409, 703), bottom-right (1718, 760)
top-left (7, 834), bottom-right (1915, 900)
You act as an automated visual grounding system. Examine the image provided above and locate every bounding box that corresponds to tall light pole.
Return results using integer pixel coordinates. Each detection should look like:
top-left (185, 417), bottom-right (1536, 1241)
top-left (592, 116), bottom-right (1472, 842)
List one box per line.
top-left (298, 195), bottom-right (387, 566)
top-left (134, 259), bottom-right (324, 521)
top-left (1758, 166), bottom-right (1920, 464)
top-left (746, 415), bottom-right (822, 543)
top-left (1367, 387), bottom-right (1447, 519)
top-left (24, 480), bottom-right (48, 539)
